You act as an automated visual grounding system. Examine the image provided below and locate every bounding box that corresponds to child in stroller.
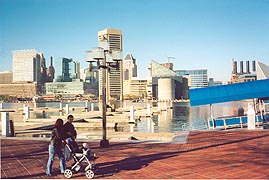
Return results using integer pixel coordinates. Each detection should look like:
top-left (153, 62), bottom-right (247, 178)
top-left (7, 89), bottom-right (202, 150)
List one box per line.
top-left (63, 138), bottom-right (98, 179)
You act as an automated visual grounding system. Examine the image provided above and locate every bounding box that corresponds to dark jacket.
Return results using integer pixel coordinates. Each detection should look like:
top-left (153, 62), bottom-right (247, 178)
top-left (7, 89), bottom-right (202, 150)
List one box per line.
top-left (63, 122), bottom-right (77, 140)
top-left (50, 127), bottom-right (64, 148)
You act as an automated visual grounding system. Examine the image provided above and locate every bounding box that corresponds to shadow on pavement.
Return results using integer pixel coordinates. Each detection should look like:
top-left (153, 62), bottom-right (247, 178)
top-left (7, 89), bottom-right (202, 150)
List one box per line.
top-left (96, 151), bottom-right (179, 178)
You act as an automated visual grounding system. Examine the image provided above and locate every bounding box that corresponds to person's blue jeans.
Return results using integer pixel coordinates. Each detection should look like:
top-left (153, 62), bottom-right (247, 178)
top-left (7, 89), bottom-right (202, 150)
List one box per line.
top-left (46, 144), bottom-right (66, 175)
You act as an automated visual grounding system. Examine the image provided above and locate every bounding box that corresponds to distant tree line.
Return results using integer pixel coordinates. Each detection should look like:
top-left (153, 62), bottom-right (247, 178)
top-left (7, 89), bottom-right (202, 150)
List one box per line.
top-left (0, 95), bottom-right (20, 103)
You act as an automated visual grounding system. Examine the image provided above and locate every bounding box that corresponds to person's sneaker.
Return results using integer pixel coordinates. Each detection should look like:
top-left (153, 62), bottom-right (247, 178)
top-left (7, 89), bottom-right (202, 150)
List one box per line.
top-left (46, 174), bottom-right (52, 177)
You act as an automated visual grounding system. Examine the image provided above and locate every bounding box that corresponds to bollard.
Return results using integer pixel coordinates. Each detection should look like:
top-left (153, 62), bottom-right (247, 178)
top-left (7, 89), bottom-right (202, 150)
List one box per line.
top-left (23, 105), bottom-right (30, 121)
top-left (85, 102), bottom-right (88, 112)
top-left (0, 102), bottom-right (3, 109)
top-left (111, 104), bottom-right (116, 112)
top-left (91, 103), bottom-right (94, 112)
top-left (130, 123), bottom-right (134, 132)
top-left (42, 110), bottom-right (46, 118)
top-left (247, 103), bottom-right (256, 130)
top-left (34, 102), bottom-right (37, 108)
top-left (1, 112), bottom-right (10, 136)
top-left (9, 120), bottom-right (15, 137)
top-left (66, 104), bottom-right (69, 115)
top-left (130, 106), bottom-right (135, 123)
top-left (150, 119), bottom-right (154, 133)
top-left (59, 102), bottom-right (63, 111)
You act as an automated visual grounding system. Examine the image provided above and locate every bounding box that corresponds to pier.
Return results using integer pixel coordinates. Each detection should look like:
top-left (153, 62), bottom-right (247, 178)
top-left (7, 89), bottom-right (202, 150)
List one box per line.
top-left (0, 101), bottom-right (177, 141)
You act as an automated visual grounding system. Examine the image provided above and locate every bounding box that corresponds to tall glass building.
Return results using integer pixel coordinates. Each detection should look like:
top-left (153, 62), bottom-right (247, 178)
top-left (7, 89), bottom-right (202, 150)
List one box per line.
top-left (175, 69), bottom-right (208, 88)
top-left (54, 57), bottom-right (79, 82)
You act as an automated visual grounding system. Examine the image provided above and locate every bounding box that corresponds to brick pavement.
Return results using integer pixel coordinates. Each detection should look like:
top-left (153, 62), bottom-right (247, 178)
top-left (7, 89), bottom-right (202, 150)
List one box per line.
top-left (1, 130), bottom-right (269, 179)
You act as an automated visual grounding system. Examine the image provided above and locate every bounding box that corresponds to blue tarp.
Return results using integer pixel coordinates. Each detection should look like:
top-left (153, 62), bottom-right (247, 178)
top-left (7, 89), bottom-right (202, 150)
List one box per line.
top-left (190, 79), bottom-right (269, 106)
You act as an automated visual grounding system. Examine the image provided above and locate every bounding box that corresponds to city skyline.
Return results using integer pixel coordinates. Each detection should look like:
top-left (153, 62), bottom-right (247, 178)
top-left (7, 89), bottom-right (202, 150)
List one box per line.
top-left (1, 0), bottom-right (268, 81)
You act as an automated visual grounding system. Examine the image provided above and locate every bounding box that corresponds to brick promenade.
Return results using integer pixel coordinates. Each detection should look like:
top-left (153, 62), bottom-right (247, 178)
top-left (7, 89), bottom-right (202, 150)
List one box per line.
top-left (1, 130), bottom-right (269, 179)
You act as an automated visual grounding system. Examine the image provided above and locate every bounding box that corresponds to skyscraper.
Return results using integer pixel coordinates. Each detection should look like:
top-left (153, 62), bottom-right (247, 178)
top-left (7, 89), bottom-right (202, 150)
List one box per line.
top-left (98, 28), bottom-right (123, 100)
top-left (175, 69), bottom-right (208, 88)
top-left (46, 56), bottom-right (55, 82)
top-left (54, 57), bottom-right (80, 82)
top-left (12, 49), bottom-right (43, 85)
top-left (123, 53), bottom-right (137, 80)
top-left (98, 29), bottom-right (122, 51)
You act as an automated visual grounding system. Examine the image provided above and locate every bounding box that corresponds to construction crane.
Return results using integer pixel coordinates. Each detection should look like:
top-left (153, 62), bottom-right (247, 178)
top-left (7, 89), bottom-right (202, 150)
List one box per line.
top-left (167, 56), bottom-right (175, 63)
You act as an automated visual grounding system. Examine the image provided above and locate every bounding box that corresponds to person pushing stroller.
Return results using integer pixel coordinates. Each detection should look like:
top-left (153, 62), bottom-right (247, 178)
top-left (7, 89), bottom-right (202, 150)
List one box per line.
top-left (63, 115), bottom-right (79, 151)
top-left (62, 115), bottom-right (99, 178)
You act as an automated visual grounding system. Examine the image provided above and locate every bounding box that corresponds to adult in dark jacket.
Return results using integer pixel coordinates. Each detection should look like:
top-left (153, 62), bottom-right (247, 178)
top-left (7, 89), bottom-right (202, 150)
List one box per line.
top-left (63, 115), bottom-right (77, 140)
top-left (63, 115), bottom-right (78, 151)
top-left (46, 118), bottom-right (66, 176)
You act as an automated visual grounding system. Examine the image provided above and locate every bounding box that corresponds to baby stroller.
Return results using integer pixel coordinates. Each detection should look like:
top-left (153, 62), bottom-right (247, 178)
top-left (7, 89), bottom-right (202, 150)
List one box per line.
top-left (63, 138), bottom-right (98, 179)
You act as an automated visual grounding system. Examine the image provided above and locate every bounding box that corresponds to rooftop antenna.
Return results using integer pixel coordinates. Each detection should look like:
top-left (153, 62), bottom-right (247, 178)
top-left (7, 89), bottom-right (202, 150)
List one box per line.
top-left (167, 56), bottom-right (175, 63)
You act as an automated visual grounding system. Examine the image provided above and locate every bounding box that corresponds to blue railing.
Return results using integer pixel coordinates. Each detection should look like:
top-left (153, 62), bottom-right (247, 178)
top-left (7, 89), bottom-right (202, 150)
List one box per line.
top-left (209, 114), bottom-right (269, 130)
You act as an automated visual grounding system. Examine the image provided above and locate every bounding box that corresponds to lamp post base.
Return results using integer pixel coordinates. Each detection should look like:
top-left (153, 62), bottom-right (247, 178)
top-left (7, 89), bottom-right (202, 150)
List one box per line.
top-left (100, 139), bottom-right (109, 148)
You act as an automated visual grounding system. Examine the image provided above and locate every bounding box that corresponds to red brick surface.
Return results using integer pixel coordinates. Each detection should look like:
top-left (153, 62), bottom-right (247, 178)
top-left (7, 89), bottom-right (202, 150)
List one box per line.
top-left (1, 130), bottom-right (269, 179)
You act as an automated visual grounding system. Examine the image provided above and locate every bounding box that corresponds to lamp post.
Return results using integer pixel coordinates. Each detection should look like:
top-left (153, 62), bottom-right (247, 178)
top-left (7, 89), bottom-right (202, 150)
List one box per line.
top-left (87, 46), bottom-right (122, 148)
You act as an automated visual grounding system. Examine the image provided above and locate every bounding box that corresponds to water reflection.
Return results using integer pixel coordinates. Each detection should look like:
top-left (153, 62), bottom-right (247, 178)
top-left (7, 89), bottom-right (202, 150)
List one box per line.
top-left (134, 101), bottom-right (249, 132)
top-left (2, 101), bottom-right (250, 132)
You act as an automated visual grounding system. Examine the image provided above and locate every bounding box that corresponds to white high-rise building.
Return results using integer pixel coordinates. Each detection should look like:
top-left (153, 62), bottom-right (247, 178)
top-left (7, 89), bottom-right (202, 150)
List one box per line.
top-left (12, 49), bottom-right (44, 85)
top-left (98, 28), bottom-right (123, 100)
top-left (98, 29), bottom-right (122, 51)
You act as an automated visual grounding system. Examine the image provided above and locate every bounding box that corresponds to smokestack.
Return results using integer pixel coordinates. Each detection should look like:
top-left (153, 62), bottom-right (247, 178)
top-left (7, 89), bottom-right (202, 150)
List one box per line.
top-left (246, 60), bottom-right (250, 73)
top-left (232, 60), bottom-right (237, 74)
top-left (252, 60), bottom-right (256, 72)
top-left (50, 56), bottom-right (53, 66)
top-left (240, 61), bottom-right (244, 73)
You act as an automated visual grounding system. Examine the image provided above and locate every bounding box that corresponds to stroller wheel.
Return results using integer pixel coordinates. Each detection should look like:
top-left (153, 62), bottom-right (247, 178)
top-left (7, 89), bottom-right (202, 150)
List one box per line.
top-left (85, 170), bottom-right (94, 179)
top-left (64, 169), bottom-right (73, 178)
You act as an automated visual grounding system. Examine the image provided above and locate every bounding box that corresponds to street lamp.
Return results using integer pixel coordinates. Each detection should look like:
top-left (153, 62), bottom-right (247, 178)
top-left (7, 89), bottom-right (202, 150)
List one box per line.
top-left (87, 46), bottom-right (122, 148)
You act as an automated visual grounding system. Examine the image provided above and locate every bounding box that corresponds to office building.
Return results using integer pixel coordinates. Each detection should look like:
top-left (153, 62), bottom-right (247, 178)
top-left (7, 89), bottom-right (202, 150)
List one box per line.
top-left (123, 78), bottom-right (147, 99)
top-left (123, 53), bottom-right (137, 80)
top-left (98, 28), bottom-right (123, 100)
top-left (46, 56), bottom-right (55, 82)
top-left (0, 82), bottom-right (39, 97)
top-left (12, 49), bottom-right (44, 85)
top-left (45, 80), bottom-right (98, 96)
top-left (0, 72), bottom-right (12, 84)
top-left (53, 57), bottom-right (80, 82)
top-left (208, 78), bottom-right (223, 86)
top-left (98, 29), bottom-right (122, 50)
top-left (11, 49), bottom-right (45, 96)
top-left (175, 69), bottom-right (208, 88)
top-left (44, 57), bottom-right (94, 97)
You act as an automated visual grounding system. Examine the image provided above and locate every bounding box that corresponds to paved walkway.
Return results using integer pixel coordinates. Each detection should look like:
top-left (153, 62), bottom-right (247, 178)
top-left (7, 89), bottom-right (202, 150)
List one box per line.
top-left (1, 130), bottom-right (269, 179)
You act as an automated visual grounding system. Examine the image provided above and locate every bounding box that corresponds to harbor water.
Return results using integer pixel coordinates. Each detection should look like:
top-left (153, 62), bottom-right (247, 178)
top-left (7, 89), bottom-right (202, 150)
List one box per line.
top-left (1, 101), bottom-right (249, 133)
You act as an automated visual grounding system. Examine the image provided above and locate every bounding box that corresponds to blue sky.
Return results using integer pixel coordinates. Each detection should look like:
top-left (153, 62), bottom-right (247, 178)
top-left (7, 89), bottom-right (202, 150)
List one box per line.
top-left (1, 0), bottom-right (268, 81)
